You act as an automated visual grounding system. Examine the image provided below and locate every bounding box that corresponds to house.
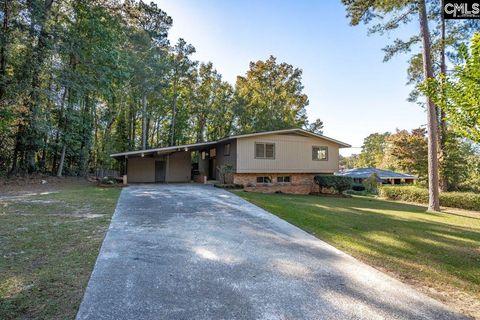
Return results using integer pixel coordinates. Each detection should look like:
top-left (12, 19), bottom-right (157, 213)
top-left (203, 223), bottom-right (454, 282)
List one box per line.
top-left (110, 128), bottom-right (351, 194)
top-left (335, 167), bottom-right (418, 185)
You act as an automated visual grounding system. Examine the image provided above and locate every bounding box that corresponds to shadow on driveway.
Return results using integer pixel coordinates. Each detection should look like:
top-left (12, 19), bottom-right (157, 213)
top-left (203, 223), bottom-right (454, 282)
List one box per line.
top-left (76, 184), bottom-right (466, 320)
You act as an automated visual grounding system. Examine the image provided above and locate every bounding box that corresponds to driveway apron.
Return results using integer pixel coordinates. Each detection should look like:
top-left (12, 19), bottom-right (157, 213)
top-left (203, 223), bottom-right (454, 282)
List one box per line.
top-left (76, 184), bottom-right (465, 320)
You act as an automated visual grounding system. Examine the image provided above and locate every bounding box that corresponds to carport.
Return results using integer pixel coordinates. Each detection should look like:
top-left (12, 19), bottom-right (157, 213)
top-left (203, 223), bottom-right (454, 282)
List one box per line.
top-left (110, 141), bottom-right (218, 183)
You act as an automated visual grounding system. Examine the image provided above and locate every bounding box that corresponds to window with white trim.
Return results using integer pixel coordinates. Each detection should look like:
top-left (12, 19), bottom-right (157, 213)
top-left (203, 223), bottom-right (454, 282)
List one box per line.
top-left (255, 142), bottom-right (275, 159)
top-left (256, 176), bottom-right (272, 183)
top-left (312, 146), bottom-right (328, 161)
top-left (277, 176), bottom-right (291, 183)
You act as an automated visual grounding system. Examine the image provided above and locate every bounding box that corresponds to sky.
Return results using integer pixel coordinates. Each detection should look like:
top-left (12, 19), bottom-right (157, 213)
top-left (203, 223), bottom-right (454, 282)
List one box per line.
top-left (155, 0), bottom-right (426, 156)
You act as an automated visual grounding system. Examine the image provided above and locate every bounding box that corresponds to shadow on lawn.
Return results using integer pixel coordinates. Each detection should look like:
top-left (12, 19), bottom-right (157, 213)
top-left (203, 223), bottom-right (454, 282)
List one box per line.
top-left (242, 193), bottom-right (480, 290)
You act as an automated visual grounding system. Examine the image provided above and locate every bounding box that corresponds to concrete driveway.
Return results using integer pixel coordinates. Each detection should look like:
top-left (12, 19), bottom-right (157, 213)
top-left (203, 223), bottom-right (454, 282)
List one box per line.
top-left (76, 184), bottom-right (464, 320)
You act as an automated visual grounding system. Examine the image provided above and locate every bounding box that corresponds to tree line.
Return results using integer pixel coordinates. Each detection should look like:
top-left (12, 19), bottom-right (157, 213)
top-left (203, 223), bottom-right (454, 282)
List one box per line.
top-left (0, 0), bottom-right (321, 177)
top-left (342, 0), bottom-right (479, 211)
top-left (341, 128), bottom-right (480, 192)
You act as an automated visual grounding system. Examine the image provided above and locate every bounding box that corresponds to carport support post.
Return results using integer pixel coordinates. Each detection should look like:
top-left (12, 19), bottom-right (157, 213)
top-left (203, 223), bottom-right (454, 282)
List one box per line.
top-left (165, 154), bottom-right (170, 183)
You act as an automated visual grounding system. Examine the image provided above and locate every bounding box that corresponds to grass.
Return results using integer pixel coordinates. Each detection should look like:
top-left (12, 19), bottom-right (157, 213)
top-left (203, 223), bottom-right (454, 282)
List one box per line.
top-left (0, 184), bottom-right (121, 320)
top-left (233, 191), bottom-right (480, 318)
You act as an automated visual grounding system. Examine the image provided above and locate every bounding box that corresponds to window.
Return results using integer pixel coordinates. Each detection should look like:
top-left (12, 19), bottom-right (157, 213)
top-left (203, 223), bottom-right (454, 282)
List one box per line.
top-left (256, 176), bottom-right (272, 183)
top-left (312, 146), bottom-right (328, 161)
top-left (201, 151), bottom-right (206, 160)
top-left (255, 142), bottom-right (275, 159)
top-left (224, 143), bottom-right (230, 156)
top-left (277, 176), bottom-right (291, 183)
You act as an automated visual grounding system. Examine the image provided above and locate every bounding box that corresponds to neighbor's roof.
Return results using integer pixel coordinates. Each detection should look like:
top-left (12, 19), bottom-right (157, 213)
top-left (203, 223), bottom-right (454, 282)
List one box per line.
top-left (335, 168), bottom-right (418, 179)
top-left (110, 128), bottom-right (351, 159)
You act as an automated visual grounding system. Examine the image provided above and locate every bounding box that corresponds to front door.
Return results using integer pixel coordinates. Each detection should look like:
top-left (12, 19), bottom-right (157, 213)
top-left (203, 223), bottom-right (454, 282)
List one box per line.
top-left (208, 158), bottom-right (216, 180)
top-left (155, 161), bottom-right (166, 182)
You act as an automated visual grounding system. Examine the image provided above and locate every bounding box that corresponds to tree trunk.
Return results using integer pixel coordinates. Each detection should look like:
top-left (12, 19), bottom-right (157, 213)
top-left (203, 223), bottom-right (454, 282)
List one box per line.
top-left (196, 115), bottom-right (206, 143)
top-left (40, 135), bottom-right (47, 172)
top-left (24, 0), bottom-right (55, 173)
top-left (146, 117), bottom-right (151, 148)
top-left (170, 87), bottom-right (178, 146)
top-left (0, 0), bottom-right (10, 100)
top-left (57, 144), bottom-right (66, 177)
top-left (9, 125), bottom-right (20, 174)
top-left (141, 93), bottom-right (147, 150)
top-left (439, 13), bottom-right (448, 191)
top-left (131, 108), bottom-right (136, 150)
top-left (418, 0), bottom-right (440, 212)
top-left (52, 86), bottom-right (68, 173)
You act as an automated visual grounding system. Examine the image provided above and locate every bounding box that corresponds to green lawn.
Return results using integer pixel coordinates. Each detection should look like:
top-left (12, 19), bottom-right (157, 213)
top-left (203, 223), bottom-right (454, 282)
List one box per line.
top-left (233, 191), bottom-right (480, 318)
top-left (0, 184), bottom-right (121, 320)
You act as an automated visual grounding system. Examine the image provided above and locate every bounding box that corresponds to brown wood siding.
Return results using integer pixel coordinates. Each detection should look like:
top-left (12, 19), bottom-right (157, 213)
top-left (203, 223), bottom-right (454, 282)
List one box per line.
top-left (127, 158), bottom-right (155, 183)
top-left (215, 140), bottom-right (237, 175)
top-left (165, 151), bottom-right (191, 182)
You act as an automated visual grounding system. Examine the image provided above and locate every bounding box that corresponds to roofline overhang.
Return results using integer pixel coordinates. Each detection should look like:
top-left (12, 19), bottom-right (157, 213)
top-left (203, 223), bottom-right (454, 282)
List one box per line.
top-left (110, 128), bottom-right (351, 159)
top-left (226, 128), bottom-right (351, 148)
top-left (110, 141), bottom-right (218, 159)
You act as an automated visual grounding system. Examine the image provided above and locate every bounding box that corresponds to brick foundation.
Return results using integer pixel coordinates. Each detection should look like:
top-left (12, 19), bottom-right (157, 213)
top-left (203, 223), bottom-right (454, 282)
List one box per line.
top-left (233, 173), bottom-right (328, 195)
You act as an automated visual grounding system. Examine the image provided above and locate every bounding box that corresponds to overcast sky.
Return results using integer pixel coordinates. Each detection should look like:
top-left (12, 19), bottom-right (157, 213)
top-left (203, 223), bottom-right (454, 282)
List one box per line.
top-left (155, 0), bottom-right (426, 156)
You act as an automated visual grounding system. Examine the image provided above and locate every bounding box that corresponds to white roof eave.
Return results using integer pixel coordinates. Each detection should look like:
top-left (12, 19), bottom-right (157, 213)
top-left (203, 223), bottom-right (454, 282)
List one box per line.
top-left (110, 128), bottom-right (351, 159)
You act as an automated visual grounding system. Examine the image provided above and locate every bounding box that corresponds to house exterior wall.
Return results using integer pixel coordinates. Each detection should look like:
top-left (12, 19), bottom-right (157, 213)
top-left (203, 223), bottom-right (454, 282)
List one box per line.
top-left (127, 152), bottom-right (191, 183)
top-left (127, 158), bottom-right (155, 183)
top-left (165, 151), bottom-right (191, 182)
top-left (195, 140), bottom-right (237, 183)
top-left (126, 133), bottom-right (343, 190)
top-left (215, 140), bottom-right (237, 183)
top-left (215, 140), bottom-right (237, 171)
top-left (236, 133), bottom-right (340, 173)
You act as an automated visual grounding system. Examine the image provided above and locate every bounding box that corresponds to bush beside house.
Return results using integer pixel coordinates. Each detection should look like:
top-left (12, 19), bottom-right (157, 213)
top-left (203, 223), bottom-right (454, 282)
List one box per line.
top-left (379, 185), bottom-right (480, 211)
top-left (314, 175), bottom-right (353, 194)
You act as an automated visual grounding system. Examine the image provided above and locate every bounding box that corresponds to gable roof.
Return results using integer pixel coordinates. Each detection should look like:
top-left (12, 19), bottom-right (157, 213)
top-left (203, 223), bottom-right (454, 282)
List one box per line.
top-left (110, 128), bottom-right (351, 159)
top-left (225, 128), bottom-right (351, 147)
top-left (335, 168), bottom-right (418, 179)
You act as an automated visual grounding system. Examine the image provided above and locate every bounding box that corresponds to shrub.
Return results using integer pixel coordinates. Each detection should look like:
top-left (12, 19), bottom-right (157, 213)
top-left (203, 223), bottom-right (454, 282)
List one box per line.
top-left (352, 184), bottom-right (366, 191)
top-left (378, 185), bottom-right (480, 211)
top-left (217, 164), bottom-right (233, 184)
top-left (214, 183), bottom-right (243, 189)
top-left (363, 173), bottom-right (380, 193)
top-left (345, 189), bottom-right (370, 196)
top-left (378, 186), bottom-right (428, 203)
top-left (100, 176), bottom-right (117, 185)
top-left (440, 192), bottom-right (480, 211)
top-left (314, 175), bottom-right (353, 194)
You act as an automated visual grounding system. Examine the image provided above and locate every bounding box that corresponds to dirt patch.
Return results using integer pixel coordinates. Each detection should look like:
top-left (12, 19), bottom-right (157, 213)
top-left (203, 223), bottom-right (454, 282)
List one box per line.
top-left (0, 175), bottom-right (94, 195)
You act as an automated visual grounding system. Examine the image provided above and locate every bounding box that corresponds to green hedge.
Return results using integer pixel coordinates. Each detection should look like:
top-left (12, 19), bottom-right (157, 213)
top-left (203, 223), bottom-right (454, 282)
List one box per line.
top-left (314, 175), bottom-right (353, 193)
top-left (378, 185), bottom-right (480, 211)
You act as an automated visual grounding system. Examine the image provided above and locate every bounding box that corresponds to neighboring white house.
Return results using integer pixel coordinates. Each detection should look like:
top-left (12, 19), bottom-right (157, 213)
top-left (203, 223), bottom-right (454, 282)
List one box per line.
top-left (335, 167), bottom-right (418, 185)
